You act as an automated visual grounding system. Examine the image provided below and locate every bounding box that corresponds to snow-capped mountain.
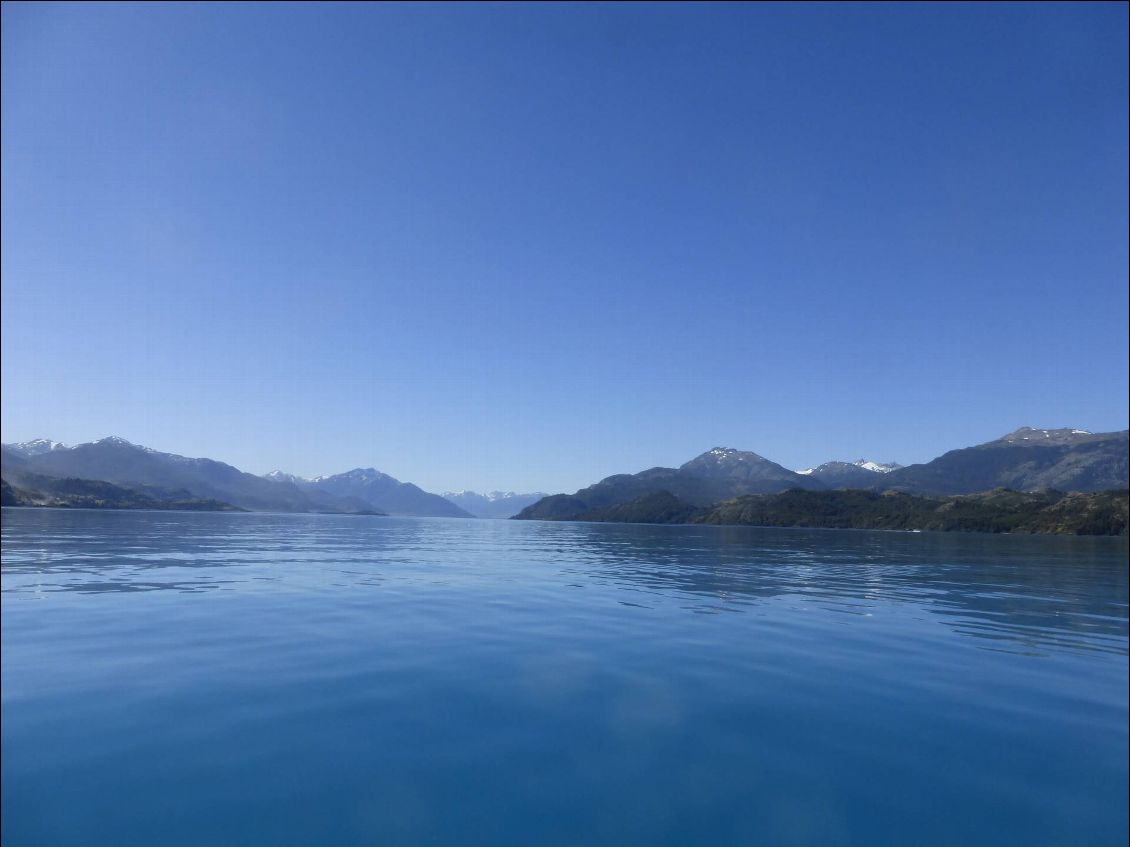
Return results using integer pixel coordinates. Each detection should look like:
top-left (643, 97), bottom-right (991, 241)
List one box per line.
top-left (312, 467), bottom-right (396, 486)
top-left (442, 490), bottom-right (549, 519)
top-left (855, 460), bottom-right (902, 474)
top-left (680, 447), bottom-right (822, 489)
top-left (798, 459), bottom-right (902, 476)
top-left (797, 459), bottom-right (904, 488)
top-left (263, 470), bottom-right (310, 484)
top-left (5, 438), bottom-right (69, 457)
top-left (444, 490), bottom-right (516, 502)
top-left (0, 436), bottom-right (364, 512)
top-left (992, 427), bottom-right (1098, 446)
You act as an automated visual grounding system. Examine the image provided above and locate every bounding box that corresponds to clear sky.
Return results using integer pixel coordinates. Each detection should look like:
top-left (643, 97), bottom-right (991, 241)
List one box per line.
top-left (2, 2), bottom-right (1127, 494)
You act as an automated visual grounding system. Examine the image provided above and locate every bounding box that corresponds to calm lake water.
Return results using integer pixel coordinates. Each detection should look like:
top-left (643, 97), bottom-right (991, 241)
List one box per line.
top-left (2, 509), bottom-right (1127, 846)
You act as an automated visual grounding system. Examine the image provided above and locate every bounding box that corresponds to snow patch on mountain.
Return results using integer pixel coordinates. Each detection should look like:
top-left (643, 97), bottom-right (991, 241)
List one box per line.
top-left (443, 490), bottom-right (530, 502)
top-left (7, 438), bottom-right (69, 456)
top-left (264, 470), bottom-right (308, 484)
top-left (797, 459), bottom-right (902, 475)
top-left (998, 427), bottom-right (1100, 445)
top-left (312, 468), bottom-right (394, 484)
top-left (92, 436), bottom-right (170, 456)
top-left (707, 447), bottom-right (749, 461)
top-left (854, 459), bottom-right (901, 473)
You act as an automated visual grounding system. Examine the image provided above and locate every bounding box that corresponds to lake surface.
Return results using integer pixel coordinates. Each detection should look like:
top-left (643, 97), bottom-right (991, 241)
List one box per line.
top-left (2, 509), bottom-right (1127, 846)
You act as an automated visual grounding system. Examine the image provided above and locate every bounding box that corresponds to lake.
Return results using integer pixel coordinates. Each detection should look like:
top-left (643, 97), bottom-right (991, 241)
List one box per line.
top-left (2, 508), bottom-right (1127, 846)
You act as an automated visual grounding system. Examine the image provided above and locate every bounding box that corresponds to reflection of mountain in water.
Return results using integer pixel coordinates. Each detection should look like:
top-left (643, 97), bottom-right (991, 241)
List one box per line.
top-left (3, 509), bottom-right (1126, 657)
top-left (530, 521), bottom-right (1130, 657)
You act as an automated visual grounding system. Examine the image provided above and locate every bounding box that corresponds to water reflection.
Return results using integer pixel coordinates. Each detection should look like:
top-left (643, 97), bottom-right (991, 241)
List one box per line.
top-left (2, 508), bottom-right (1127, 657)
top-left (549, 521), bottom-right (1129, 657)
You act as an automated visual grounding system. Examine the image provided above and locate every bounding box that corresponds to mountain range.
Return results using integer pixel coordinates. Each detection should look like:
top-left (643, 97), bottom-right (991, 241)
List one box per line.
top-left (3, 426), bottom-right (1126, 523)
top-left (300, 468), bottom-right (470, 518)
top-left (798, 459), bottom-right (903, 488)
top-left (1, 438), bottom-right (468, 517)
top-left (875, 427), bottom-right (1127, 495)
top-left (515, 427), bottom-right (1128, 521)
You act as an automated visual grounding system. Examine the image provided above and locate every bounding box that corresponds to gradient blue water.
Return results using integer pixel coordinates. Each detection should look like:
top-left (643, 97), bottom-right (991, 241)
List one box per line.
top-left (2, 509), bottom-right (1127, 846)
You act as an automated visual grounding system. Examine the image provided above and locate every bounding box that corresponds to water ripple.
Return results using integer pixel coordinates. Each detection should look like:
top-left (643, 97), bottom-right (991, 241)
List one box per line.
top-left (2, 509), bottom-right (1127, 847)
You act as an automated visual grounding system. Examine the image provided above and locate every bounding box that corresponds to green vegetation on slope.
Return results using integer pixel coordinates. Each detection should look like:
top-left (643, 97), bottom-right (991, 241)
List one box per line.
top-left (543, 487), bottom-right (1129, 536)
top-left (1, 475), bottom-right (243, 511)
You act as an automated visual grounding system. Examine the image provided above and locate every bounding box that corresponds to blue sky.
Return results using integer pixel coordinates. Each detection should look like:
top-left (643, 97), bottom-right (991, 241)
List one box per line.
top-left (2, 2), bottom-right (1127, 493)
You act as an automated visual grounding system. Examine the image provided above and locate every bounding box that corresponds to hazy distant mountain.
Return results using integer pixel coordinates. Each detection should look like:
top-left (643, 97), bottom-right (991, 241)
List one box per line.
top-left (516, 447), bottom-right (823, 521)
top-left (881, 428), bottom-right (1128, 495)
top-left (262, 470), bottom-right (309, 485)
top-left (0, 437), bottom-right (468, 518)
top-left (311, 468), bottom-right (472, 517)
top-left (799, 459), bottom-right (904, 489)
top-left (442, 490), bottom-right (549, 519)
top-left (0, 446), bottom-right (30, 475)
top-left (1, 437), bottom-right (373, 514)
top-left (258, 471), bottom-right (380, 514)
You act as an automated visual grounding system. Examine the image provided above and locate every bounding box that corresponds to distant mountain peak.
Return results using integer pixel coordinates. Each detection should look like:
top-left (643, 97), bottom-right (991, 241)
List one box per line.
top-left (684, 447), bottom-right (769, 468)
top-left (853, 459), bottom-right (902, 473)
top-left (674, 446), bottom-right (821, 493)
top-left (798, 459), bottom-right (901, 475)
top-left (442, 490), bottom-right (521, 501)
top-left (95, 436), bottom-right (141, 448)
top-left (264, 470), bottom-right (307, 484)
top-left (441, 489), bottom-right (551, 518)
top-left (993, 427), bottom-right (1098, 446)
top-left (708, 447), bottom-right (745, 458)
top-left (313, 467), bottom-right (472, 517)
top-left (7, 438), bottom-right (69, 456)
top-left (890, 427), bottom-right (1127, 494)
top-left (312, 467), bottom-right (391, 484)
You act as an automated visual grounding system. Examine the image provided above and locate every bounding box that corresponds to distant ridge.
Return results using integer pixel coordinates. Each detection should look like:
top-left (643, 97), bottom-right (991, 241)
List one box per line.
top-left (1, 437), bottom-right (370, 513)
top-left (515, 428), bottom-right (1129, 522)
top-left (5, 438), bottom-right (69, 457)
top-left (300, 468), bottom-right (471, 518)
top-left (879, 427), bottom-right (1128, 495)
top-left (4, 426), bottom-right (1126, 519)
top-left (798, 459), bottom-right (904, 488)
top-left (516, 446), bottom-right (823, 521)
top-left (441, 490), bottom-right (549, 519)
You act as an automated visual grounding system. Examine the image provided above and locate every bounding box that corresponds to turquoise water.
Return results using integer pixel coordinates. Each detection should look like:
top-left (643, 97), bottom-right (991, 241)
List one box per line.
top-left (2, 509), bottom-right (1127, 846)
